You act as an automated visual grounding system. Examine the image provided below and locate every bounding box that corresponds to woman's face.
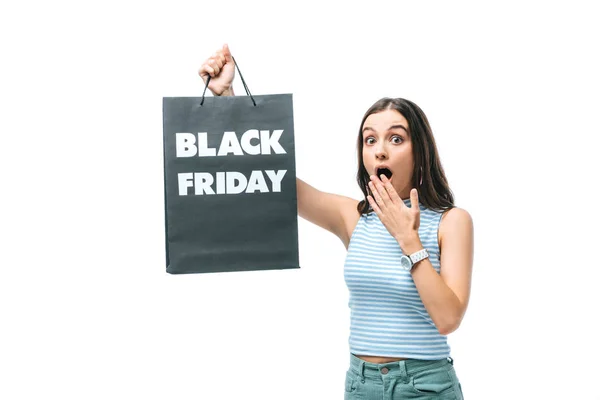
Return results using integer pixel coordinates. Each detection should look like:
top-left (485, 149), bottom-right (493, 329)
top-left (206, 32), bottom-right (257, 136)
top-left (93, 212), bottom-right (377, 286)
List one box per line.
top-left (362, 109), bottom-right (414, 200)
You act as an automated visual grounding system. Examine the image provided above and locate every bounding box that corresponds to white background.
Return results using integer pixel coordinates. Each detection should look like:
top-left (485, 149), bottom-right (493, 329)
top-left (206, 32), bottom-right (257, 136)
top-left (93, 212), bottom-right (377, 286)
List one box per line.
top-left (1, 1), bottom-right (599, 399)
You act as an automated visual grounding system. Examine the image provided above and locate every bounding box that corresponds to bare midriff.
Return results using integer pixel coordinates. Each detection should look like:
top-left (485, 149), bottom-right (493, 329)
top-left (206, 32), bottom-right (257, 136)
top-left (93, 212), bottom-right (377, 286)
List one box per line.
top-left (355, 354), bottom-right (409, 363)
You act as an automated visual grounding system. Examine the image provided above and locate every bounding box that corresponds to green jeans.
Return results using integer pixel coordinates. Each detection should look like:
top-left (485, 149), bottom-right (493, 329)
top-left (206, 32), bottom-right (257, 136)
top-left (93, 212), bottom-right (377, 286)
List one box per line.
top-left (344, 353), bottom-right (464, 399)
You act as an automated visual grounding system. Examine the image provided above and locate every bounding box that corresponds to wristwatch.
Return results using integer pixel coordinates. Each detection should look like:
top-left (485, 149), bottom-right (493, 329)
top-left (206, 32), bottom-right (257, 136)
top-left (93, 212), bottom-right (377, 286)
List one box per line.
top-left (399, 249), bottom-right (429, 271)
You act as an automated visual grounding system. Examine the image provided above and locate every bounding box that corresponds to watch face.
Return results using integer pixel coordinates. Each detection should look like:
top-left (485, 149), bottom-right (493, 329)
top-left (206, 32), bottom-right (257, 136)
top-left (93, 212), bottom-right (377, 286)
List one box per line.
top-left (400, 256), bottom-right (412, 270)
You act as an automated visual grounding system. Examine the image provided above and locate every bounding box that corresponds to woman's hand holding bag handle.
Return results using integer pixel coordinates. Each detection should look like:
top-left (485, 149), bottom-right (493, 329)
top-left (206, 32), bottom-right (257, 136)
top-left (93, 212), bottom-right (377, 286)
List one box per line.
top-left (199, 44), bottom-right (236, 96)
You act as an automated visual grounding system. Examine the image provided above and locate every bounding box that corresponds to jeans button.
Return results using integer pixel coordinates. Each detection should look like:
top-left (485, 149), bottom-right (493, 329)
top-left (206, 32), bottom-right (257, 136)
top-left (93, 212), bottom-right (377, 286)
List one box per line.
top-left (381, 367), bottom-right (389, 374)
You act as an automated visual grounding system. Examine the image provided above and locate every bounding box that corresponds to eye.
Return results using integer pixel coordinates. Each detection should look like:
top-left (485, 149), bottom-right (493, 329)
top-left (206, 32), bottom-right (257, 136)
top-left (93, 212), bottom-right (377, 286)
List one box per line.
top-left (391, 135), bottom-right (403, 144)
top-left (365, 137), bottom-right (375, 145)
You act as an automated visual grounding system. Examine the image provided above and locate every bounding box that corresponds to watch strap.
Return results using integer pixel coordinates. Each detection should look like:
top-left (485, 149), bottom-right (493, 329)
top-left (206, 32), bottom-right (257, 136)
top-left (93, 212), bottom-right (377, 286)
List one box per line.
top-left (409, 249), bottom-right (429, 264)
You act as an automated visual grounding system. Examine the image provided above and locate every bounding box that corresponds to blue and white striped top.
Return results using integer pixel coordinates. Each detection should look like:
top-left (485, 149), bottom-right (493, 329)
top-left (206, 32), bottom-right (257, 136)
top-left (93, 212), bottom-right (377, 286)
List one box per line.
top-left (344, 198), bottom-right (451, 360)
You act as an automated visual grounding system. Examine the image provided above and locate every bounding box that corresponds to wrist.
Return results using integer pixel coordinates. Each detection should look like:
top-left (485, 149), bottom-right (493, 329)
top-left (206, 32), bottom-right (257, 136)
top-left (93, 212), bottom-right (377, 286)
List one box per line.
top-left (397, 234), bottom-right (423, 255)
top-left (219, 87), bottom-right (235, 96)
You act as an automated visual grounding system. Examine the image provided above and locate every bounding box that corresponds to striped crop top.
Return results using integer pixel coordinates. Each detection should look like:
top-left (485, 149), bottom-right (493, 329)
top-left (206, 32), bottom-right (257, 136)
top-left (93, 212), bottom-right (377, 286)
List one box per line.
top-left (343, 197), bottom-right (451, 360)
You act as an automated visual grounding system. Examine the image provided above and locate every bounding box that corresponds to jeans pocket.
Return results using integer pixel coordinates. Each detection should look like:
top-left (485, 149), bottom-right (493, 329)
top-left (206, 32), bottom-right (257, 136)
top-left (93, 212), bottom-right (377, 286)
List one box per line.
top-left (409, 365), bottom-right (455, 395)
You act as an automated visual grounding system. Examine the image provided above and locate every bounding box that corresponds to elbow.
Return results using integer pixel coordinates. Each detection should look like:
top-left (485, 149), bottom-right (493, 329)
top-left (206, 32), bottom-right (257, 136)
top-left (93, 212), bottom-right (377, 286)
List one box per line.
top-left (437, 315), bottom-right (463, 336)
top-left (438, 323), bottom-right (458, 336)
top-left (437, 300), bottom-right (467, 335)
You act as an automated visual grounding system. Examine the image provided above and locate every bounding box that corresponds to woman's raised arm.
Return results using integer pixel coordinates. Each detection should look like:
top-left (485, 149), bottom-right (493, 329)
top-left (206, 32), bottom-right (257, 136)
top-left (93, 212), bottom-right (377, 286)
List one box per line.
top-left (296, 178), bottom-right (359, 247)
top-left (200, 44), bottom-right (359, 244)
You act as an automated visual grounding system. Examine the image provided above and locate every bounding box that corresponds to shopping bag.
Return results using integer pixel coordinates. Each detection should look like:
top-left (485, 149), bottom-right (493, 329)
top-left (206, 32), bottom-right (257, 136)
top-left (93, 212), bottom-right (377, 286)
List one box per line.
top-left (162, 91), bottom-right (299, 274)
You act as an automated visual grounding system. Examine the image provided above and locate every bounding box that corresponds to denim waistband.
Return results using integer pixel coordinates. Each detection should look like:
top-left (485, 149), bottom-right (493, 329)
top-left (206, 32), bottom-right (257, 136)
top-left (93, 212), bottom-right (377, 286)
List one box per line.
top-left (349, 353), bottom-right (453, 380)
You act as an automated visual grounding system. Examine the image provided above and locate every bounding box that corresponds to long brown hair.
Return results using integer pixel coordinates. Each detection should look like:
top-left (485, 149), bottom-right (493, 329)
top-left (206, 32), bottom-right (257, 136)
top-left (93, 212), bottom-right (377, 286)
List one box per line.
top-left (357, 98), bottom-right (455, 214)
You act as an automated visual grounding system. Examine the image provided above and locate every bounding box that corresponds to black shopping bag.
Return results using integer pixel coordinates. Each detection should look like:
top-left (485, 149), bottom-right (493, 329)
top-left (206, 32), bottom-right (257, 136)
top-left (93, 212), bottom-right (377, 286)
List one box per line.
top-left (162, 93), bottom-right (299, 274)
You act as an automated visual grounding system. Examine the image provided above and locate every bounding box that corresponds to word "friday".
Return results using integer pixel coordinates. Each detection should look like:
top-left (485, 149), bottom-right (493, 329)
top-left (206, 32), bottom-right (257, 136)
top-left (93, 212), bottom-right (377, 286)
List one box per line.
top-left (178, 170), bottom-right (287, 195)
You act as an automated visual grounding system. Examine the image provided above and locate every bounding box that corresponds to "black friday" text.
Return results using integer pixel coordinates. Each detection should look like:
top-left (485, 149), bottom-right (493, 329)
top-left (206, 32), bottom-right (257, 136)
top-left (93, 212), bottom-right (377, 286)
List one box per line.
top-left (174, 130), bottom-right (288, 195)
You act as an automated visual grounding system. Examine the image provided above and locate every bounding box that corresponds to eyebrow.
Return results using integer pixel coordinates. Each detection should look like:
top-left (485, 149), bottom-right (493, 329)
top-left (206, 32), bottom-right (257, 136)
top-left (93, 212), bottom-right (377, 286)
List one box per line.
top-left (362, 124), bottom-right (409, 135)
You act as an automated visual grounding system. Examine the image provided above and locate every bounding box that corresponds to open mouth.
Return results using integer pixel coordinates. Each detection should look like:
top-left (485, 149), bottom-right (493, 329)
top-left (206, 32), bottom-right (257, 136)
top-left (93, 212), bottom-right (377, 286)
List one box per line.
top-left (376, 167), bottom-right (393, 181)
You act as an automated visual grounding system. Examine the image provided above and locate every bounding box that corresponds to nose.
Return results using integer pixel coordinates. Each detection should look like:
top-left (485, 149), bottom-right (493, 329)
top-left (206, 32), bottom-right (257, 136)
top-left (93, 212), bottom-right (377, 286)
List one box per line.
top-left (375, 143), bottom-right (388, 160)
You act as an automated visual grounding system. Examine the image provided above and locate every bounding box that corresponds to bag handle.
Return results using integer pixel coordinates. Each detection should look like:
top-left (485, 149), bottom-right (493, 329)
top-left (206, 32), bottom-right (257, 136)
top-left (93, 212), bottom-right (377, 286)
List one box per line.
top-left (201, 56), bottom-right (256, 106)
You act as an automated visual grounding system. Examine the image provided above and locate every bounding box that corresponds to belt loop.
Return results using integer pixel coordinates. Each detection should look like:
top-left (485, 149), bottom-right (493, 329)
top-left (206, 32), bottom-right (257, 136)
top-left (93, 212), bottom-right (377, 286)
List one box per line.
top-left (447, 356), bottom-right (454, 365)
top-left (397, 360), bottom-right (409, 384)
top-left (359, 359), bottom-right (366, 383)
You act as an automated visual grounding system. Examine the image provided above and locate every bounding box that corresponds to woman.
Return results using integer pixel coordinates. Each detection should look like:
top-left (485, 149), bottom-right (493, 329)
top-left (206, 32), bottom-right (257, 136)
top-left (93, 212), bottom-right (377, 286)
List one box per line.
top-left (199, 44), bottom-right (474, 400)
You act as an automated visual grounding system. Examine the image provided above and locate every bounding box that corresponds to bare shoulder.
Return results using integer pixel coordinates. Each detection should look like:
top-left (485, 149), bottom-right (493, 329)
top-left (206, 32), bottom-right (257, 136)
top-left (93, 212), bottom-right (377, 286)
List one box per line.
top-left (439, 207), bottom-right (473, 250)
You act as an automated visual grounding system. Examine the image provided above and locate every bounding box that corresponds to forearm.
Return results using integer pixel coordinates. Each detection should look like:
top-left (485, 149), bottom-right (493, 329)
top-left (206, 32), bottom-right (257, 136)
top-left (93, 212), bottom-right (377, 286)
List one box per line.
top-left (401, 238), bottom-right (463, 335)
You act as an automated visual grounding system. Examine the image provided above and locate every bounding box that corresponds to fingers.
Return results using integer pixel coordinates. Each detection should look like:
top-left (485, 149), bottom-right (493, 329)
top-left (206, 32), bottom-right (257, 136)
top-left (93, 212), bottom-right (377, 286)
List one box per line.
top-left (369, 175), bottom-right (418, 211)
top-left (368, 177), bottom-right (388, 209)
top-left (367, 194), bottom-right (383, 216)
top-left (380, 175), bottom-right (402, 204)
top-left (369, 175), bottom-right (392, 204)
top-left (207, 58), bottom-right (221, 76)
top-left (210, 50), bottom-right (226, 71)
top-left (198, 44), bottom-right (231, 79)
top-left (214, 51), bottom-right (226, 67)
top-left (410, 188), bottom-right (419, 209)
top-left (222, 43), bottom-right (233, 62)
top-left (199, 63), bottom-right (215, 78)
top-left (199, 56), bottom-right (218, 78)
top-left (198, 64), bottom-right (211, 78)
